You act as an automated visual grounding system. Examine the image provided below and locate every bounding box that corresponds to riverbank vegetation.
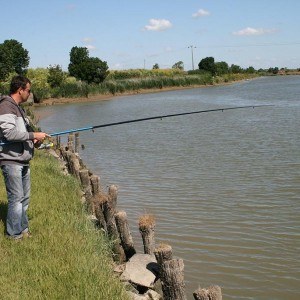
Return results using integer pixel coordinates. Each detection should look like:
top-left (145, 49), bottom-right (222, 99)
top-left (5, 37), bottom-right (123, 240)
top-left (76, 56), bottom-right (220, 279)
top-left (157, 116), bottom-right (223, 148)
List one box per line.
top-left (1, 39), bottom-right (299, 103)
top-left (0, 151), bottom-right (129, 299)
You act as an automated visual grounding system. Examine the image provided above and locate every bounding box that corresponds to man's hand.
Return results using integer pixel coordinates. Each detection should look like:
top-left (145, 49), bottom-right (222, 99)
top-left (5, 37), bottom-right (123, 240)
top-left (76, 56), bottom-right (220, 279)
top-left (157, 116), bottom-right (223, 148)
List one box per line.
top-left (33, 132), bottom-right (50, 142)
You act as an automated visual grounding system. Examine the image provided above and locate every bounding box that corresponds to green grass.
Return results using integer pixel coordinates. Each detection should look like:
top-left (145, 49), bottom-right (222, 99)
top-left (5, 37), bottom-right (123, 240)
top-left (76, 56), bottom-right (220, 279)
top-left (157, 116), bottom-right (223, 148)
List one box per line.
top-left (0, 151), bottom-right (129, 300)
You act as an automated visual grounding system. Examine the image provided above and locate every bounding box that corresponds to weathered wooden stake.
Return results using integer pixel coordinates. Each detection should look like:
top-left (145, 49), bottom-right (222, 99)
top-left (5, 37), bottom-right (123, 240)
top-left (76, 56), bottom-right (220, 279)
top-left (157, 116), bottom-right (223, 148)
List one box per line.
top-left (79, 169), bottom-right (94, 213)
top-left (154, 243), bottom-right (173, 265)
top-left (160, 258), bottom-right (186, 300)
top-left (79, 169), bottom-right (90, 190)
top-left (74, 132), bottom-right (79, 153)
top-left (102, 185), bottom-right (126, 262)
top-left (69, 152), bottom-right (81, 179)
top-left (155, 244), bottom-right (187, 299)
top-left (193, 285), bottom-right (222, 300)
top-left (90, 174), bottom-right (101, 196)
top-left (67, 133), bottom-right (74, 152)
top-left (56, 136), bottom-right (61, 148)
top-left (115, 211), bottom-right (136, 260)
top-left (104, 185), bottom-right (118, 237)
top-left (93, 193), bottom-right (108, 231)
top-left (139, 214), bottom-right (156, 255)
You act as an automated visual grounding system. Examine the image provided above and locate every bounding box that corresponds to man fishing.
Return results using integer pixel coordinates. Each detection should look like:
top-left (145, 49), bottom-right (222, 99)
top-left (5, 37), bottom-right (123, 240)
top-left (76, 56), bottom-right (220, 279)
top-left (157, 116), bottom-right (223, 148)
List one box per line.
top-left (0, 75), bottom-right (49, 240)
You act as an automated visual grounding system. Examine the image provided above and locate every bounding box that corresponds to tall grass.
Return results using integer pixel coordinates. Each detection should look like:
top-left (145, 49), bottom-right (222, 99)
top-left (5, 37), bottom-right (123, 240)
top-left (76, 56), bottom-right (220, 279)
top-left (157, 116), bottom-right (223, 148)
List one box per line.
top-left (91, 74), bottom-right (214, 96)
top-left (0, 151), bottom-right (129, 300)
top-left (106, 68), bottom-right (186, 80)
top-left (42, 72), bottom-right (258, 100)
top-left (39, 73), bottom-right (214, 99)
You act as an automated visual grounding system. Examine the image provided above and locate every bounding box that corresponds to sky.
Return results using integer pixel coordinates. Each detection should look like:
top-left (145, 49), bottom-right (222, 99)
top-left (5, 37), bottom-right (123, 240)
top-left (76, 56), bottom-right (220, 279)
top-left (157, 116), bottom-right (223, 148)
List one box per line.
top-left (1, 0), bottom-right (299, 71)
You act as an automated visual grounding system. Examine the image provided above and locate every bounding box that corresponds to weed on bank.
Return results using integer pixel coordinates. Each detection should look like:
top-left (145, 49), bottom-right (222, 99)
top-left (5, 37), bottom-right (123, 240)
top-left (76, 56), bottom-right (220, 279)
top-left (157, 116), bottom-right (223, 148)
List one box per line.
top-left (0, 151), bottom-right (129, 300)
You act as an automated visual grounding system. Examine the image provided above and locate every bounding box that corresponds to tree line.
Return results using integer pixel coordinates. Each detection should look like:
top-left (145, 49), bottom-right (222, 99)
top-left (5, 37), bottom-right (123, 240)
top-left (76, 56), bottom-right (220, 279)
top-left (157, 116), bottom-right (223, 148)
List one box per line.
top-left (1, 39), bottom-right (298, 101)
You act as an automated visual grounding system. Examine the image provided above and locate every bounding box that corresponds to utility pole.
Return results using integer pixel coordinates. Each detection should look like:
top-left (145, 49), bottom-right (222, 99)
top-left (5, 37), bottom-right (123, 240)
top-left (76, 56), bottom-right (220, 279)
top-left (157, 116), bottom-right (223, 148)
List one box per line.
top-left (188, 45), bottom-right (196, 70)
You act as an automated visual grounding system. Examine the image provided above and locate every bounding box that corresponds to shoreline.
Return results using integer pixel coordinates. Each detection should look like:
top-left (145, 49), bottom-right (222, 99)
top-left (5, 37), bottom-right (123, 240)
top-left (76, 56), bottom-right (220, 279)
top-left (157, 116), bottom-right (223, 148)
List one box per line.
top-left (34, 79), bottom-right (251, 107)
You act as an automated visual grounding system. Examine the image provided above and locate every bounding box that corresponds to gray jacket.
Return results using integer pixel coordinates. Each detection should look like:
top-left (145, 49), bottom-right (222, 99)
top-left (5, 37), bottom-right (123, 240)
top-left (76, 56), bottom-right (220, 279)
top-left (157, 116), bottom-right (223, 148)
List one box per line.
top-left (0, 96), bottom-right (34, 166)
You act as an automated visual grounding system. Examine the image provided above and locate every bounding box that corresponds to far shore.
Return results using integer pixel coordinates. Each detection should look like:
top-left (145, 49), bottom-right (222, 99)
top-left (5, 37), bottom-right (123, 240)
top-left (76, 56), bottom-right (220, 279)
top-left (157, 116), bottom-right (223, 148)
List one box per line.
top-left (34, 78), bottom-right (253, 107)
top-left (33, 72), bottom-right (300, 107)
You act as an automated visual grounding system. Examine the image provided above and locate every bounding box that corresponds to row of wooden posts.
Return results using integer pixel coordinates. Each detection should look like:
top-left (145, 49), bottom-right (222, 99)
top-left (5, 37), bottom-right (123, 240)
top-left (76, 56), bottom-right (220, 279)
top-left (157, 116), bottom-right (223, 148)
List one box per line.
top-left (54, 133), bottom-right (222, 300)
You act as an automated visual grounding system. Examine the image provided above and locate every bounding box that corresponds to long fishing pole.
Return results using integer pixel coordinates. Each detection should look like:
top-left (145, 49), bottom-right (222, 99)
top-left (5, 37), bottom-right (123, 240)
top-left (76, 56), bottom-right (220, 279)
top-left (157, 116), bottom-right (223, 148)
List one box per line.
top-left (48, 104), bottom-right (271, 137)
top-left (0, 104), bottom-right (272, 146)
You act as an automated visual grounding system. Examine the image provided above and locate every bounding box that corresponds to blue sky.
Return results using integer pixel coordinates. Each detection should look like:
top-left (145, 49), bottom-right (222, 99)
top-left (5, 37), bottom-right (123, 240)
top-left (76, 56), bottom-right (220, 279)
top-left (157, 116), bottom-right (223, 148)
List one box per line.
top-left (1, 0), bottom-right (299, 71)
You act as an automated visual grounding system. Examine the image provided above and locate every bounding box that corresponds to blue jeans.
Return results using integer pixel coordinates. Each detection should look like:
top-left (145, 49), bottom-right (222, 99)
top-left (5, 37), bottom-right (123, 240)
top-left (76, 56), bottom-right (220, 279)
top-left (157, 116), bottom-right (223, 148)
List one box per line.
top-left (1, 164), bottom-right (31, 238)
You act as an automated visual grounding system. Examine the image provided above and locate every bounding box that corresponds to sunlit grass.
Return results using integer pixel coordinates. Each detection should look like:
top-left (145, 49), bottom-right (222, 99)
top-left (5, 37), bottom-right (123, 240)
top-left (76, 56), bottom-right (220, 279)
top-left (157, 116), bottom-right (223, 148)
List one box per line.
top-left (0, 151), bottom-right (129, 300)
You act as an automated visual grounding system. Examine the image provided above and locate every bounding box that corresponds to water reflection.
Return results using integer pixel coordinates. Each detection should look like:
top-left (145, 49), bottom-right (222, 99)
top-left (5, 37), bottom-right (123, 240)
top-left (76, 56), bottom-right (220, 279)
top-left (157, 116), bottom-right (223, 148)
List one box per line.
top-left (35, 76), bottom-right (300, 299)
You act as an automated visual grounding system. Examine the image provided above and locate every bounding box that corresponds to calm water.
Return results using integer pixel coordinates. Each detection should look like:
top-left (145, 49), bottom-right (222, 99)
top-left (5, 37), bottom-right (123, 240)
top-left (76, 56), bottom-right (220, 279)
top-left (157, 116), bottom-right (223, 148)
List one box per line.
top-left (35, 76), bottom-right (300, 300)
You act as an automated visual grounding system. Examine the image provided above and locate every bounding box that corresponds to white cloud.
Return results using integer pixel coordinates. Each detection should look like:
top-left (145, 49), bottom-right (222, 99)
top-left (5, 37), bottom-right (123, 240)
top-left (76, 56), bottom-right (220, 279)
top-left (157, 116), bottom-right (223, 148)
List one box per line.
top-left (83, 37), bottom-right (93, 43)
top-left (233, 27), bottom-right (277, 36)
top-left (192, 9), bottom-right (210, 18)
top-left (144, 19), bottom-right (172, 31)
top-left (85, 45), bottom-right (96, 51)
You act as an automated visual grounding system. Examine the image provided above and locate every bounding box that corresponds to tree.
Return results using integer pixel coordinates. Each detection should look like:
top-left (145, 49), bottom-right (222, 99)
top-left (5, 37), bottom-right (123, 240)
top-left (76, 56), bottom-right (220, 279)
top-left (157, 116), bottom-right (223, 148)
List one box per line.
top-left (172, 61), bottom-right (184, 70)
top-left (0, 39), bottom-right (29, 80)
top-left (68, 47), bottom-right (89, 79)
top-left (152, 63), bottom-right (159, 69)
top-left (215, 61), bottom-right (229, 75)
top-left (79, 57), bottom-right (109, 84)
top-left (47, 65), bottom-right (65, 88)
top-left (68, 46), bottom-right (108, 83)
top-left (198, 57), bottom-right (216, 75)
top-left (245, 66), bottom-right (256, 74)
top-left (268, 67), bottom-right (279, 74)
top-left (230, 64), bottom-right (242, 74)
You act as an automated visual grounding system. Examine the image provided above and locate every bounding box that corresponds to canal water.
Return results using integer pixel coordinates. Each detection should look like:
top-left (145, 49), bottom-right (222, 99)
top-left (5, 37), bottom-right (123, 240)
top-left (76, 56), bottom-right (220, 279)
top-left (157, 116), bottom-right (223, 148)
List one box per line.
top-left (35, 76), bottom-right (300, 300)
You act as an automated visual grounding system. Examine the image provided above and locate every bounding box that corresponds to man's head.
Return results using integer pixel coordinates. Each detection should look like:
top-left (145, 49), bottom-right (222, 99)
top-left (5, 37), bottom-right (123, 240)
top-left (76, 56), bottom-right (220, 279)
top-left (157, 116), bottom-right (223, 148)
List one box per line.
top-left (10, 75), bottom-right (31, 104)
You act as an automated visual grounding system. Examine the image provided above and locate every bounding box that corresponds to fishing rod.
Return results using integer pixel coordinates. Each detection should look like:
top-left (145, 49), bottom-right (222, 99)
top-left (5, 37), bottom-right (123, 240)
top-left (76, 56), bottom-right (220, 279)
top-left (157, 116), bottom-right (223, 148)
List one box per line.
top-left (48, 104), bottom-right (272, 137)
top-left (0, 104), bottom-right (272, 147)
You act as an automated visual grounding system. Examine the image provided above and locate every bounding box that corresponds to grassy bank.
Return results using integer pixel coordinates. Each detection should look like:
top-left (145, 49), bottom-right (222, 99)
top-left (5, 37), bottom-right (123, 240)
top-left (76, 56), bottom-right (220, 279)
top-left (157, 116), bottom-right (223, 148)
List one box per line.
top-left (37, 73), bottom-right (260, 106)
top-left (0, 151), bottom-right (129, 300)
top-left (45, 72), bottom-right (258, 100)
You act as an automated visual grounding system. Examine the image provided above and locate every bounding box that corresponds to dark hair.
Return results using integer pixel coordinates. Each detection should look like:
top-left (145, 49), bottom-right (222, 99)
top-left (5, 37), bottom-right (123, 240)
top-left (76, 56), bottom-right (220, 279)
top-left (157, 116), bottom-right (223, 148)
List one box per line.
top-left (9, 75), bottom-right (31, 94)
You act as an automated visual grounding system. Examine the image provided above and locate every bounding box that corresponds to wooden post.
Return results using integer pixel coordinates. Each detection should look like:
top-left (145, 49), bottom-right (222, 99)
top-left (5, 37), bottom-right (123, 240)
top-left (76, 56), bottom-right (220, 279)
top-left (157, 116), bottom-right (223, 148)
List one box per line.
top-left (108, 184), bottom-right (118, 208)
top-left (94, 193), bottom-right (107, 232)
top-left (79, 169), bottom-right (94, 213)
top-left (160, 259), bottom-right (186, 300)
top-left (56, 136), bottom-right (61, 149)
top-left (59, 146), bottom-right (67, 161)
top-left (139, 214), bottom-right (156, 255)
top-left (104, 185), bottom-right (118, 237)
top-left (79, 169), bottom-right (90, 190)
top-left (154, 244), bottom-right (187, 299)
top-left (90, 174), bottom-right (101, 196)
top-left (63, 150), bottom-right (73, 173)
top-left (102, 185), bottom-right (126, 262)
top-left (69, 153), bottom-right (81, 179)
top-left (115, 211), bottom-right (136, 260)
top-left (154, 243), bottom-right (173, 265)
top-left (74, 133), bottom-right (79, 153)
top-left (193, 286), bottom-right (222, 300)
top-left (67, 133), bottom-right (74, 152)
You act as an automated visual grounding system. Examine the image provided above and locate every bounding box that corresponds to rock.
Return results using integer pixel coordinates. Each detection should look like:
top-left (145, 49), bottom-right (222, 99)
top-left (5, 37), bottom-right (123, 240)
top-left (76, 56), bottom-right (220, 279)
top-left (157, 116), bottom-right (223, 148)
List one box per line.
top-left (114, 263), bottom-right (126, 274)
top-left (127, 290), bottom-right (162, 300)
top-left (146, 289), bottom-right (163, 300)
top-left (127, 291), bottom-right (148, 300)
top-left (121, 254), bottom-right (159, 288)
